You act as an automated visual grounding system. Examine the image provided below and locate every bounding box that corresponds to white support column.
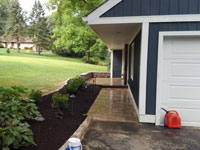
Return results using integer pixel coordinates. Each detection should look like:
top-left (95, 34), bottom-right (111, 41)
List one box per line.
top-left (110, 49), bottom-right (113, 78)
top-left (121, 49), bottom-right (125, 78)
top-left (139, 22), bottom-right (149, 119)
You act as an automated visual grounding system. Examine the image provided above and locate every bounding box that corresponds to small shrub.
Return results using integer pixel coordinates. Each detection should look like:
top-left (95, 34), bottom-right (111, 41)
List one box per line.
top-left (65, 80), bottom-right (79, 95)
top-left (82, 56), bottom-right (99, 65)
top-left (93, 57), bottom-right (99, 65)
top-left (6, 48), bottom-right (10, 54)
top-left (74, 76), bottom-right (85, 88)
top-left (24, 47), bottom-right (30, 50)
top-left (88, 58), bottom-right (95, 64)
top-left (29, 89), bottom-right (43, 103)
top-left (64, 76), bottom-right (85, 95)
top-left (0, 43), bottom-right (4, 48)
top-left (82, 56), bottom-right (88, 63)
top-left (52, 92), bottom-right (69, 109)
top-left (0, 86), bottom-right (39, 150)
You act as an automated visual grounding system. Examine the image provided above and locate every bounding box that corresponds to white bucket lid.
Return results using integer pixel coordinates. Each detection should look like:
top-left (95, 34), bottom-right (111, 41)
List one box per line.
top-left (68, 138), bottom-right (81, 147)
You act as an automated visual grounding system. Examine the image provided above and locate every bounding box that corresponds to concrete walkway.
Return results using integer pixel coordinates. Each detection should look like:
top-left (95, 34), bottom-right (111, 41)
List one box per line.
top-left (82, 121), bottom-right (200, 150)
top-left (87, 88), bottom-right (138, 123)
top-left (83, 87), bottom-right (200, 150)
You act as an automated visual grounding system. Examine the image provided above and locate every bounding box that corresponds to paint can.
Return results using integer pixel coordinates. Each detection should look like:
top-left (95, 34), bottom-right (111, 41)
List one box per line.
top-left (67, 138), bottom-right (82, 150)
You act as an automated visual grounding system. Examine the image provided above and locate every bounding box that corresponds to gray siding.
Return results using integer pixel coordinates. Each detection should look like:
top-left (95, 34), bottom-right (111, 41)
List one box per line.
top-left (102, 0), bottom-right (200, 17)
top-left (128, 31), bottom-right (141, 107)
top-left (146, 22), bottom-right (200, 115)
top-left (113, 50), bottom-right (122, 78)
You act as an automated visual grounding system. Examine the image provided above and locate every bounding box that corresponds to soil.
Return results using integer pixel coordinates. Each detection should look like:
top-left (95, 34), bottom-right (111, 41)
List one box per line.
top-left (19, 84), bottom-right (101, 150)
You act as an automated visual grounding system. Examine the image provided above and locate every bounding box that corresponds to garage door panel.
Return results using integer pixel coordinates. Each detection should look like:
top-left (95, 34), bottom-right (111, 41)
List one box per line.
top-left (162, 101), bottom-right (200, 109)
top-left (163, 60), bottom-right (200, 81)
top-left (164, 36), bottom-right (200, 58)
top-left (170, 85), bottom-right (200, 100)
top-left (171, 63), bottom-right (200, 78)
top-left (159, 36), bottom-right (200, 127)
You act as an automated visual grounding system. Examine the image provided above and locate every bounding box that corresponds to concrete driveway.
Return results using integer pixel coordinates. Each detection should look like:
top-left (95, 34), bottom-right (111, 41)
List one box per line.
top-left (82, 121), bottom-right (200, 150)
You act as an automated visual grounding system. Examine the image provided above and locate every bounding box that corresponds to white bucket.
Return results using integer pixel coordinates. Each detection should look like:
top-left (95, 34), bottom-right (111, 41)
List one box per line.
top-left (67, 138), bottom-right (82, 150)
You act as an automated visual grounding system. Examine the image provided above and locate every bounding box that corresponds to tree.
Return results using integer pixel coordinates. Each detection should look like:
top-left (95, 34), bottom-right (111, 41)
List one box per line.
top-left (0, 0), bottom-right (10, 36)
top-left (46, 16), bottom-right (57, 55)
top-left (29, 0), bottom-right (49, 55)
top-left (49, 0), bottom-right (108, 60)
top-left (4, 0), bottom-right (26, 53)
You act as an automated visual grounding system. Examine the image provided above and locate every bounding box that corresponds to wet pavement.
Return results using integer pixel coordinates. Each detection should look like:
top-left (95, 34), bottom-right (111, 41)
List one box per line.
top-left (87, 88), bottom-right (138, 123)
top-left (82, 121), bottom-right (200, 150)
top-left (86, 78), bottom-right (124, 86)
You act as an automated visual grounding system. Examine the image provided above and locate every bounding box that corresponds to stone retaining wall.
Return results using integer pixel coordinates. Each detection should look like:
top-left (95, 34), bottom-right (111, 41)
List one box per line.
top-left (80, 72), bottom-right (110, 81)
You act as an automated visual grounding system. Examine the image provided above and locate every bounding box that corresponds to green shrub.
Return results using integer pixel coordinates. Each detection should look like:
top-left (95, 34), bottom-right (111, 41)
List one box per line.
top-left (6, 48), bottom-right (10, 54)
top-left (0, 43), bottom-right (4, 48)
top-left (82, 56), bottom-right (88, 63)
top-left (93, 57), bottom-right (99, 65)
top-left (65, 80), bottom-right (79, 95)
top-left (29, 89), bottom-right (43, 103)
top-left (82, 56), bottom-right (99, 65)
top-left (24, 47), bottom-right (31, 50)
top-left (64, 76), bottom-right (85, 95)
top-left (52, 92), bottom-right (69, 109)
top-left (75, 76), bottom-right (85, 88)
top-left (0, 86), bottom-right (39, 150)
top-left (88, 57), bottom-right (95, 64)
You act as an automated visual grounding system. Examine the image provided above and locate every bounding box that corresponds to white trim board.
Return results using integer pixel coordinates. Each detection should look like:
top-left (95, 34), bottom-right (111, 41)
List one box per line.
top-left (155, 31), bottom-right (200, 126)
top-left (85, 14), bottom-right (200, 25)
top-left (83, 0), bottom-right (200, 25)
top-left (83, 0), bottom-right (122, 23)
top-left (139, 115), bottom-right (155, 123)
top-left (128, 84), bottom-right (156, 123)
top-left (139, 23), bottom-right (149, 116)
top-left (128, 84), bottom-right (139, 119)
top-left (110, 49), bottom-right (113, 78)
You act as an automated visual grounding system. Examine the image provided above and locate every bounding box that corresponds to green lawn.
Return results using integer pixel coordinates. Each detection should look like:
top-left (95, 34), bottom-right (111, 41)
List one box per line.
top-left (0, 49), bottom-right (107, 95)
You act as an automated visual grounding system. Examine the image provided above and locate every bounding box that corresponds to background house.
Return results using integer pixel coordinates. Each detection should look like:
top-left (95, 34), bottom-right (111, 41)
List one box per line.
top-left (0, 37), bottom-right (36, 51)
top-left (84, 0), bottom-right (200, 127)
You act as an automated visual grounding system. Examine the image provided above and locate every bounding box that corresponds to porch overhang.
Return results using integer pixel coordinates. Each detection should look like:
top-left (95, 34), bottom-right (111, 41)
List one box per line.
top-left (82, 0), bottom-right (141, 50)
top-left (90, 23), bottom-right (141, 50)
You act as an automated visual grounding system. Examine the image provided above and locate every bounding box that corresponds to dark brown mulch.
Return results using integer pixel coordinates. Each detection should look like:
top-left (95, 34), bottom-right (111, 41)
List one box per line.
top-left (19, 84), bottom-right (101, 150)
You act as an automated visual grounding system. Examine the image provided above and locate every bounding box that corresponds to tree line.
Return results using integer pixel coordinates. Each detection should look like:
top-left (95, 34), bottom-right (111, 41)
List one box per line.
top-left (0, 0), bottom-right (108, 61)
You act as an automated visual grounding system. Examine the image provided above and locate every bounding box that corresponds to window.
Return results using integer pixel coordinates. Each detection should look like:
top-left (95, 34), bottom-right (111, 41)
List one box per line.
top-left (131, 42), bottom-right (134, 80)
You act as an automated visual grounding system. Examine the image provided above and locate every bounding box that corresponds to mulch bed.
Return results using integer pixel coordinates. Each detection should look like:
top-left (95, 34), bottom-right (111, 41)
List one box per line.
top-left (20, 84), bottom-right (101, 150)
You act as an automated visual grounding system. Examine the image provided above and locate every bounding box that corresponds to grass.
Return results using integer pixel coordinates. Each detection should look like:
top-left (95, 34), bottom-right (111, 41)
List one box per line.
top-left (0, 49), bottom-right (108, 95)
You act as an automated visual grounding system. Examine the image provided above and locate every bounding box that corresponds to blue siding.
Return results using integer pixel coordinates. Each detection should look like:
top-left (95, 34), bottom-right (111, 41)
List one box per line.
top-left (146, 22), bottom-right (200, 115)
top-left (189, 0), bottom-right (199, 14)
top-left (150, 0), bottom-right (160, 15)
top-left (141, 0), bottom-right (151, 15)
top-left (102, 0), bottom-right (200, 17)
top-left (113, 50), bottom-right (122, 78)
top-left (169, 0), bottom-right (179, 14)
top-left (132, 0), bottom-right (141, 16)
top-left (128, 31), bottom-right (141, 107)
top-left (160, 0), bottom-right (170, 15)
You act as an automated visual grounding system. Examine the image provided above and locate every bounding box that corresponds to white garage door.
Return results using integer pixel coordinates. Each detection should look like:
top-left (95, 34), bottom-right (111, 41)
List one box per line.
top-left (159, 36), bottom-right (200, 127)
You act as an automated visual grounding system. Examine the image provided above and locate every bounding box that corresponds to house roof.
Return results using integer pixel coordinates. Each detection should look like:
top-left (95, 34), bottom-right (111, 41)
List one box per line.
top-left (0, 37), bottom-right (33, 43)
top-left (83, 0), bottom-right (200, 50)
top-left (83, 0), bottom-right (200, 25)
top-left (83, 0), bottom-right (122, 24)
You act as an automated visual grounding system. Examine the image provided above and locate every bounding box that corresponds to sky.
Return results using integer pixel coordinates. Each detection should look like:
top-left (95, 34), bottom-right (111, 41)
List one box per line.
top-left (19, 0), bottom-right (52, 16)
